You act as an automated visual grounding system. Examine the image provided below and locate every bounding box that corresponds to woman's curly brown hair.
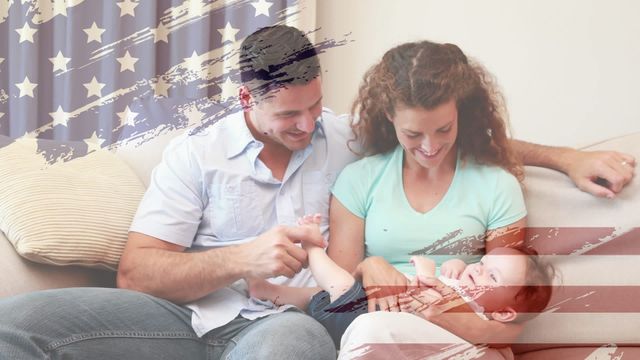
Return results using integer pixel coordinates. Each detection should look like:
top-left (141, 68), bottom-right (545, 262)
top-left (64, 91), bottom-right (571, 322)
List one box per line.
top-left (350, 41), bottom-right (523, 180)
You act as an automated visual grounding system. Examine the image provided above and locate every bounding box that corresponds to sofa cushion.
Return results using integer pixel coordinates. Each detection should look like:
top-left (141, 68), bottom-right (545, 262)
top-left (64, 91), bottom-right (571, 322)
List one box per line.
top-left (0, 136), bottom-right (145, 270)
top-left (515, 132), bottom-right (640, 353)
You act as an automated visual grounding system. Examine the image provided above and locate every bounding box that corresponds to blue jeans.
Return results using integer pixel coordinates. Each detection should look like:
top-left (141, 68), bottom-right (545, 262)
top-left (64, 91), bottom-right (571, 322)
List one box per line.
top-left (0, 288), bottom-right (336, 360)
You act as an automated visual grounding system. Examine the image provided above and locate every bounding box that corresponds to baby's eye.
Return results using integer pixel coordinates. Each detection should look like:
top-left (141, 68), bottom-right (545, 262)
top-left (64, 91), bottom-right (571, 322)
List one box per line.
top-left (490, 274), bottom-right (497, 282)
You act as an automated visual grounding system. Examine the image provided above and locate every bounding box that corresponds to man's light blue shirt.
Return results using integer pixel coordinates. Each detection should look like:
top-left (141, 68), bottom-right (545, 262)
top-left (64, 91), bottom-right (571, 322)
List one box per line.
top-left (130, 108), bottom-right (357, 336)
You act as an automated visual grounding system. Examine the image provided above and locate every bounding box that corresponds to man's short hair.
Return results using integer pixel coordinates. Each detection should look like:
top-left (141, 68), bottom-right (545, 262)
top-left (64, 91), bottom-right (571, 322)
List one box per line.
top-left (239, 25), bottom-right (321, 100)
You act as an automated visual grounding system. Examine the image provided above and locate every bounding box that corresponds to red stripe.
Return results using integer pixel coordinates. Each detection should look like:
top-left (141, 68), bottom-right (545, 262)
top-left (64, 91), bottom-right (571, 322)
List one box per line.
top-left (524, 227), bottom-right (640, 255)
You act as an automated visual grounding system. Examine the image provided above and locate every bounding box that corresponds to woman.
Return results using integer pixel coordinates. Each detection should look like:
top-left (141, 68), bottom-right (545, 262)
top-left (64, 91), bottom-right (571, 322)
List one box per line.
top-left (327, 40), bottom-right (527, 346)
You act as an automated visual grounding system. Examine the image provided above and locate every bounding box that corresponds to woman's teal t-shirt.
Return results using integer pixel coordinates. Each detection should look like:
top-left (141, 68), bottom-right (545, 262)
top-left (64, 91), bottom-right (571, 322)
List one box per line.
top-left (331, 145), bottom-right (526, 276)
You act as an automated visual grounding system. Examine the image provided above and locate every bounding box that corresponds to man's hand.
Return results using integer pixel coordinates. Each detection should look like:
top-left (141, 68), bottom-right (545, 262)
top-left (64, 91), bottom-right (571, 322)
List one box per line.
top-left (237, 225), bottom-right (325, 280)
top-left (563, 149), bottom-right (635, 198)
top-left (356, 256), bottom-right (409, 313)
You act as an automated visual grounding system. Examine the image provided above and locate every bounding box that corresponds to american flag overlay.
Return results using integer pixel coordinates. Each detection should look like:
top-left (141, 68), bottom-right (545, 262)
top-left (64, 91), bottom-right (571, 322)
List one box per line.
top-left (1, 2), bottom-right (638, 359)
top-left (0, 0), bottom-right (347, 161)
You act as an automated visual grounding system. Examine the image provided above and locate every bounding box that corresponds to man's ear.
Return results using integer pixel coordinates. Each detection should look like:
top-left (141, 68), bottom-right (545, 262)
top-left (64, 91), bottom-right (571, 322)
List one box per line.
top-left (490, 307), bottom-right (517, 323)
top-left (239, 86), bottom-right (254, 111)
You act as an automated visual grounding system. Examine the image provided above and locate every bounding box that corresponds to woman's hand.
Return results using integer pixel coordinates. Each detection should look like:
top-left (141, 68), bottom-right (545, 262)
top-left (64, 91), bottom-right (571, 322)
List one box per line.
top-left (399, 275), bottom-right (464, 320)
top-left (356, 256), bottom-right (409, 313)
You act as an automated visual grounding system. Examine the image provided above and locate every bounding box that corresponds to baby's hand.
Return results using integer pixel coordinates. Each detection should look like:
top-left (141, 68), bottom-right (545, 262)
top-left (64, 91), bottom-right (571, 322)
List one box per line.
top-left (297, 213), bottom-right (326, 249)
top-left (440, 259), bottom-right (466, 279)
top-left (410, 256), bottom-right (436, 280)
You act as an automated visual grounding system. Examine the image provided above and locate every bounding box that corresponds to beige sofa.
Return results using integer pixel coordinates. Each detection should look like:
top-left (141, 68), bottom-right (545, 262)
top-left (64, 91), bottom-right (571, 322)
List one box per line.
top-left (1, 130), bottom-right (639, 359)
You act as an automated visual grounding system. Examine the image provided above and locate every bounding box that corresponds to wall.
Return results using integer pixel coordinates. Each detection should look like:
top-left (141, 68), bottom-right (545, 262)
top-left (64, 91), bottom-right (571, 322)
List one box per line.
top-left (314, 0), bottom-right (640, 147)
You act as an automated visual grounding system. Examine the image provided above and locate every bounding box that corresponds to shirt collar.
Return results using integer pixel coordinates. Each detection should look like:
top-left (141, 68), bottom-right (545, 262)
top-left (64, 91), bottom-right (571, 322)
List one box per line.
top-left (224, 112), bottom-right (327, 160)
top-left (225, 111), bottom-right (257, 159)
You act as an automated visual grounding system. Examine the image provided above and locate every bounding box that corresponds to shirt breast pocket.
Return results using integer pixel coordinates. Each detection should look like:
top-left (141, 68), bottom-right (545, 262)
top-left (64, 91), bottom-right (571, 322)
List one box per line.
top-left (302, 171), bottom-right (333, 218)
top-left (208, 180), bottom-right (265, 240)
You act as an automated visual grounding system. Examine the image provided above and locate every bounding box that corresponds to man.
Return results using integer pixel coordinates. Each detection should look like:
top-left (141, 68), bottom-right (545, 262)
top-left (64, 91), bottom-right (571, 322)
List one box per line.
top-left (0, 25), bottom-right (635, 359)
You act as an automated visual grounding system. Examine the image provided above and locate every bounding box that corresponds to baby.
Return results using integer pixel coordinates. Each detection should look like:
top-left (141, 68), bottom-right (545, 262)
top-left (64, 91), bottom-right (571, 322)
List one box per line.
top-left (249, 214), bottom-right (554, 348)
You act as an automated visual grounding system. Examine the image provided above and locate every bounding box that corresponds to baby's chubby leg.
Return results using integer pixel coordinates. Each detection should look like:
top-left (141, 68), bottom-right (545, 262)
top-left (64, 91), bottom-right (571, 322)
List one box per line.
top-left (299, 214), bottom-right (355, 302)
top-left (247, 278), bottom-right (320, 310)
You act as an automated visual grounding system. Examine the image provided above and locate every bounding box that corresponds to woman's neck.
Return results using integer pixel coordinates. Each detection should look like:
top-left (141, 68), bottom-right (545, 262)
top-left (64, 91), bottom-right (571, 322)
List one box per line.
top-left (403, 146), bottom-right (457, 181)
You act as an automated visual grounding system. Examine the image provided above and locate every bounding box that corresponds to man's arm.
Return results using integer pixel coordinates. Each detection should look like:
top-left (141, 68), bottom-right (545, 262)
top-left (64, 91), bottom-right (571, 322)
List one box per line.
top-left (511, 139), bottom-right (636, 198)
top-left (117, 226), bottom-right (323, 304)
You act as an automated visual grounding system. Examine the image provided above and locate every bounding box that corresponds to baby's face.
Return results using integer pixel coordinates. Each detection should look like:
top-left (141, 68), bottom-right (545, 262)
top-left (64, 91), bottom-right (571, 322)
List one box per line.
top-left (458, 248), bottom-right (528, 311)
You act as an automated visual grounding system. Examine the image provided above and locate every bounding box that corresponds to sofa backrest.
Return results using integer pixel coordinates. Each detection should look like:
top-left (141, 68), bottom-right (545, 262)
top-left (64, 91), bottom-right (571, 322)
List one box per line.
top-left (514, 132), bottom-right (640, 352)
top-left (114, 129), bottom-right (185, 188)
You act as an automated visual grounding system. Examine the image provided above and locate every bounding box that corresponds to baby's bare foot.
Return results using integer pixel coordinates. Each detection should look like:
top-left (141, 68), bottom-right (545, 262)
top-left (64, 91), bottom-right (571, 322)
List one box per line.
top-left (298, 213), bottom-right (322, 227)
top-left (297, 213), bottom-right (325, 249)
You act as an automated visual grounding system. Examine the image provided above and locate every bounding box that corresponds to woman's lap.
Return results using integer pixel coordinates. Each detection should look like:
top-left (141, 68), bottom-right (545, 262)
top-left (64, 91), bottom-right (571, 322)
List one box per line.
top-left (338, 312), bottom-right (514, 360)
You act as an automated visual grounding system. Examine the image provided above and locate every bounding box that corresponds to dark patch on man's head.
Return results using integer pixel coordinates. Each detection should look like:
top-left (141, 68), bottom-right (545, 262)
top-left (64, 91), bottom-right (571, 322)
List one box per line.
top-left (239, 25), bottom-right (321, 100)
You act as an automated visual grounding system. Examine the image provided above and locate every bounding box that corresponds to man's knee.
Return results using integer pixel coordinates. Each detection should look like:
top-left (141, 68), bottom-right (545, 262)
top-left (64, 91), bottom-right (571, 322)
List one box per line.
top-left (232, 312), bottom-right (336, 360)
top-left (258, 312), bottom-right (336, 359)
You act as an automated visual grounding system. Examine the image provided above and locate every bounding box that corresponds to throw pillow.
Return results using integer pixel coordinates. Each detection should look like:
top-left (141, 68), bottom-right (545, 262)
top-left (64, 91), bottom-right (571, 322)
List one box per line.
top-left (0, 137), bottom-right (145, 270)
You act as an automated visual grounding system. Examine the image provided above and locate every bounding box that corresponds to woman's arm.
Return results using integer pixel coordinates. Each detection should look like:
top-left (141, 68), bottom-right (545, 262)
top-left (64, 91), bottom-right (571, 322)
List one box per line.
top-left (326, 196), bottom-right (365, 273)
top-left (405, 276), bottom-right (523, 346)
top-left (485, 217), bottom-right (527, 252)
top-left (428, 311), bottom-right (523, 345)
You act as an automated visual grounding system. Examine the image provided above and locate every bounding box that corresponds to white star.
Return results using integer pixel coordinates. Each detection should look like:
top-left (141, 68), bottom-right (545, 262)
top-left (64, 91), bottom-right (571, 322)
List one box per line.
top-left (116, 50), bottom-right (138, 72)
top-left (251, 0), bottom-right (273, 17)
top-left (49, 106), bottom-right (70, 127)
top-left (117, 105), bottom-right (139, 127)
top-left (217, 22), bottom-right (239, 44)
top-left (183, 105), bottom-right (205, 126)
top-left (187, 0), bottom-right (206, 17)
top-left (83, 76), bottom-right (106, 98)
top-left (184, 50), bottom-right (202, 73)
top-left (15, 76), bottom-right (38, 98)
top-left (153, 77), bottom-right (171, 97)
top-left (49, 51), bottom-right (71, 72)
top-left (151, 22), bottom-right (169, 43)
top-left (0, 112), bottom-right (4, 119)
top-left (219, 77), bottom-right (236, 102)
top-left (116, 0), bottom-right (138, 17)
top-left (15, 23), bottom-right (37, 43)
top-left (52, 0), bottom-right (68, 17)
top-left (84, 131), bottom-right (106, 148)
top-left (83, 22), bottom-right (105, 44)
